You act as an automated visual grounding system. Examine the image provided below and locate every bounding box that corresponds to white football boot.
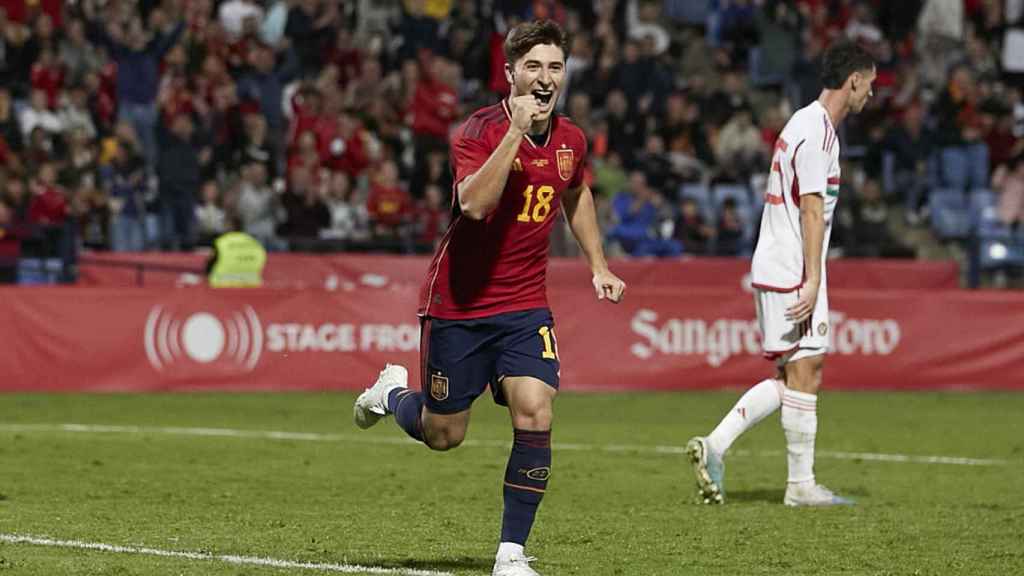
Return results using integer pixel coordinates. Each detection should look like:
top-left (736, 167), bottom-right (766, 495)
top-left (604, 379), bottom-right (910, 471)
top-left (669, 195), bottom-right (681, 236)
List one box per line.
top-left (492, 551), bottom-right (541, 576)
top-left (353, 364), bottom-right (408, 429)
top-left (784, 482), bottom-right (854, 507)
top-left (685, 436), bottom-right (725, 504)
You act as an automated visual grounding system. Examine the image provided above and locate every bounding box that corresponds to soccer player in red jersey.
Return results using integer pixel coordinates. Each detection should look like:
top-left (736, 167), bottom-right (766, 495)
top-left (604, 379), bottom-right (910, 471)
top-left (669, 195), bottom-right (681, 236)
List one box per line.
top-left (353, 19), bottom-right (625, 576)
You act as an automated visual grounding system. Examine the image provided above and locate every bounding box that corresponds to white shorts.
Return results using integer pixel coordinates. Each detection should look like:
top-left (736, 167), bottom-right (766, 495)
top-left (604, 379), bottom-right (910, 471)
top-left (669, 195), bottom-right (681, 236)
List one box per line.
top-left (755, 284), bottom-right (830, 366)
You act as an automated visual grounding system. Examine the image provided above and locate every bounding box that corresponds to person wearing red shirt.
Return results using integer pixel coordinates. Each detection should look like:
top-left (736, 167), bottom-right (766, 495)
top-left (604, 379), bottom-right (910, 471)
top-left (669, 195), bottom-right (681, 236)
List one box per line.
top-left (353, 20), bottom-right (625, 576)
top-left (365, 160), bottom-right (412, 236)
top-left (28, 163), bottom-right (67, 225)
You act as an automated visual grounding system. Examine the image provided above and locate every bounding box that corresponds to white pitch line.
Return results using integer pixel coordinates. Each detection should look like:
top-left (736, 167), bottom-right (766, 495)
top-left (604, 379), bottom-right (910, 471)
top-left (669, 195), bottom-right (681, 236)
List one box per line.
top-left (0, 423), bottom-right (1010, 467)
top-left (0, 534), bottom-right (453, 576)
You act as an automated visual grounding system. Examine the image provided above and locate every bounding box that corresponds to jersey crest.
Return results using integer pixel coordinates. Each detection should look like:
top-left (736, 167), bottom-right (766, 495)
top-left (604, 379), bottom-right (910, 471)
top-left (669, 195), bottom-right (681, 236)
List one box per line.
top-left (556, 148), bottom-right (574, 181)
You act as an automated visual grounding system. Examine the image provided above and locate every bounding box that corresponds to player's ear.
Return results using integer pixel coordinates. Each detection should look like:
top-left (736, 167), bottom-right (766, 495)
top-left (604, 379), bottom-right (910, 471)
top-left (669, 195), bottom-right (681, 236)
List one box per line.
top-left (505, 63), bottom-right (514, 85)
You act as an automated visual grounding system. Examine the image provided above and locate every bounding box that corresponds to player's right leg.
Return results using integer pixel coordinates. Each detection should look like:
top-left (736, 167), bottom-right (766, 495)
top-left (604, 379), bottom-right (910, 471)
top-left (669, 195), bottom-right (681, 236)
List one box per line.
top-left (353, 316), bottom-right (492, 451)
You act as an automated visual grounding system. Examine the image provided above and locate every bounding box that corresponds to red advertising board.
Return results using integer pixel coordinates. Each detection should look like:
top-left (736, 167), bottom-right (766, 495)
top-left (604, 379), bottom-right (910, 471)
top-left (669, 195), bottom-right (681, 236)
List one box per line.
top-left (0, 284), bottom-right (1020, 392)
top-left (77, 253), bottom-right (962, 291)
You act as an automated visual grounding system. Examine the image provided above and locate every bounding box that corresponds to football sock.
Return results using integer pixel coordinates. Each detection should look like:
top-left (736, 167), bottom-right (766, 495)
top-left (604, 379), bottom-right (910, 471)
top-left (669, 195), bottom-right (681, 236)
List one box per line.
top-left (707, 378), bottom-right (783, 456)
top-left (500, 429), bottom-right (551, 546)
top-left (781, 388), bottom-right (818, 484)
top-left (388, 388), bottom-right (424, 443)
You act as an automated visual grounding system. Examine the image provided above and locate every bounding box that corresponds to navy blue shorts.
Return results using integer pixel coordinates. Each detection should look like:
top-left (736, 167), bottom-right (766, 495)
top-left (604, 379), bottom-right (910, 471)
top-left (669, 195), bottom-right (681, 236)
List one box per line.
top-left (419, 308), bottom-right (560, 414)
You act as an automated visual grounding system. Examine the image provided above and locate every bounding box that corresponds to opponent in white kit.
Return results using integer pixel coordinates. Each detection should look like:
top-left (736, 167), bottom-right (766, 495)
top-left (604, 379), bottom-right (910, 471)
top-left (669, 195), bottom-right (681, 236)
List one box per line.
top-left (686, 41), bottom-right (876, 506)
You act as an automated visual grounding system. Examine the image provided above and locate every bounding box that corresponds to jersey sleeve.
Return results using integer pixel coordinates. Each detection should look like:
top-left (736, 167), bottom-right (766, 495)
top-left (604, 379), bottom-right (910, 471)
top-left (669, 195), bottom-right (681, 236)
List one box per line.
top-left (568, 135), bottom-right (588, 189)
top-left (794, 122), bottom-right (829, 196)
top-left (449, 128), bottom-right (492, 190)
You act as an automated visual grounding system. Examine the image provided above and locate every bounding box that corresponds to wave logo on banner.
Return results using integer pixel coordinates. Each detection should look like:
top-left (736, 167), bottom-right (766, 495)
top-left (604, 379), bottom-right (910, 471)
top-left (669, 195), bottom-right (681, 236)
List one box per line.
top-left (144, 306), bottom-right (263, 371)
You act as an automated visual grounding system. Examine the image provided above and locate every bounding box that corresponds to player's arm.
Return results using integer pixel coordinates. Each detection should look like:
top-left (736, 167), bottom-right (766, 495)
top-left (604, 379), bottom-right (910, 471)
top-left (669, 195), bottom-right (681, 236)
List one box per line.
top-left (563, 183), bottom-right (626, 303)
top-left (787, 193), bottom-right (825, 321)
top-left (786, 135), bottom-right (829, 322)
top-left (457, 96), bottom-right (541, 220)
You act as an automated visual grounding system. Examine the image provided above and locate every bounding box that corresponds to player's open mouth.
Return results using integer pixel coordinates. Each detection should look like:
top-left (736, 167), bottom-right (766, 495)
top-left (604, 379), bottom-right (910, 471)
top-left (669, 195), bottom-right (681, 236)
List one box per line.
top-left (532, 89), bottom-right (554, 106)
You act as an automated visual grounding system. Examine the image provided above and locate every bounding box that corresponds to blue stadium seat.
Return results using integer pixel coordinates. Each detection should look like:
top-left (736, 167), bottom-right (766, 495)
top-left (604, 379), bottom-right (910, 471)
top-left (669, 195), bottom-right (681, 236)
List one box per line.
top-left (969, 188), bottom-right (1000, 234)
top-left (940, 148), bottom-right (970, 190)
top-left (929, 188), bottom-right (971, 239)
top-left (712, 184), bottom-right (751, 210)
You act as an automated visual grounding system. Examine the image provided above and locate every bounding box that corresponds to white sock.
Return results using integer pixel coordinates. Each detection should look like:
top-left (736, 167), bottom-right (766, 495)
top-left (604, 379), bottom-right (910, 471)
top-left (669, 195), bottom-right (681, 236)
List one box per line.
top-left (781, 388), bottom-right (818, 484)
top-left (496, 542), bottom-right (524, 560)
top-left (706, 378), bottom-right (783, 456)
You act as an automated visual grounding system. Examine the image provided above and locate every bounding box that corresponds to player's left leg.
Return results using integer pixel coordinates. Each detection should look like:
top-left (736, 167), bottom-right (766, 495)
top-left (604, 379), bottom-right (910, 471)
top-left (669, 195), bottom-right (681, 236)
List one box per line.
top-left (489, 309), bottom-right (560, 576)
top-left (494, 375), bottom-right (554, 576)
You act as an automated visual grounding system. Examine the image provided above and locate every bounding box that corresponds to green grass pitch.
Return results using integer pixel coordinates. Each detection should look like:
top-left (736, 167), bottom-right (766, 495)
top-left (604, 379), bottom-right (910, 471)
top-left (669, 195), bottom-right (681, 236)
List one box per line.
top-left (1, 391), bottom-right (1022, 575)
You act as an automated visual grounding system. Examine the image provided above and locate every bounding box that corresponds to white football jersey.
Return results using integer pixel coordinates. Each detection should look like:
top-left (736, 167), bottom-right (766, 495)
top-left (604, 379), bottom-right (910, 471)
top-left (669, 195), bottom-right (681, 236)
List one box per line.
top-left (751, 100), bottom-right (841, 292)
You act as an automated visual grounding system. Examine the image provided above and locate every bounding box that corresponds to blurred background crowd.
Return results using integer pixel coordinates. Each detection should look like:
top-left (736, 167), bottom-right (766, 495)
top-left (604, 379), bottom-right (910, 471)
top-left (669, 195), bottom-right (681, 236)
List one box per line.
top-left (0, 0), bottom-right (1022, 286)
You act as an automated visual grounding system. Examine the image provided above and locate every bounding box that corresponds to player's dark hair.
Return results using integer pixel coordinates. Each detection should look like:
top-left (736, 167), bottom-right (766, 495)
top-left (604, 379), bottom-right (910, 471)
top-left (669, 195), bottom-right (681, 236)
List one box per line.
top-left (503, 19), bottom-right (568, 66)
top-left (820, 41), bottom-right (875, 89)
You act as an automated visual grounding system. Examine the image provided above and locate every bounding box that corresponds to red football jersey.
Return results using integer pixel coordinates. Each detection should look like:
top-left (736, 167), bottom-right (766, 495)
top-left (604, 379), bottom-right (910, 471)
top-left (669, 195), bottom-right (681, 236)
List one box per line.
top-left (419, 100), bottom-right (588, 319)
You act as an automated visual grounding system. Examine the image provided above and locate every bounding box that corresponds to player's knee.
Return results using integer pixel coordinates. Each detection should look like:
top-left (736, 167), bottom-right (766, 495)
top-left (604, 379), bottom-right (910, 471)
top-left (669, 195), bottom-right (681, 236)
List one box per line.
top-left (423, 426), bottom-right (466, 451)
top-left (511, 403), bottom-right (553, 431)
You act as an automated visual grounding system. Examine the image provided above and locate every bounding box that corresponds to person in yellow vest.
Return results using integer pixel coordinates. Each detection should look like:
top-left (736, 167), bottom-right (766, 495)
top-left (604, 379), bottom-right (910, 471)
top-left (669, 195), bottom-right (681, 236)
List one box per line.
top-left (207, 230), bottom-right (267, 287)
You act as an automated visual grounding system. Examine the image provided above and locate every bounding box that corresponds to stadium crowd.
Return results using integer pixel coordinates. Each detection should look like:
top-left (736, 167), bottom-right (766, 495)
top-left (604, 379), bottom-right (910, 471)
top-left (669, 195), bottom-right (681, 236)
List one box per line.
top-left (0, 0), bottom-right (1022, 285)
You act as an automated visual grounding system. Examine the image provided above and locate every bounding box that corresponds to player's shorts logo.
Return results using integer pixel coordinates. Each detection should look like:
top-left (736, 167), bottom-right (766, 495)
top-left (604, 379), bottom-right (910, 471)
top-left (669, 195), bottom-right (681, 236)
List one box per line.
top-left (523, 467), bottom-right (550, 481)
top-left (818, 322), bottom-right (828, 336)
top-left (430, 373), bottom-right (449, 401)
top-left (556, 148), bottom-right (574, 181)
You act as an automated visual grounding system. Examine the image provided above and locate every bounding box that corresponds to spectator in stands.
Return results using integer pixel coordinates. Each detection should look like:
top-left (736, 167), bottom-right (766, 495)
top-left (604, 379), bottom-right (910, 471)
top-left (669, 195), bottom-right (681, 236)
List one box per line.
top-left (279, 164), bottom-right (329, 242)
top-left (28, 162), bottom-right (67, 226)
top-left (715, 198), bottom-right (745, 256)
top-left (413, 183), bottom-right (449, 254)
top-left (608, 171), bottom-right (681, 257)
top-left (322, 170), bottom-right (368, 244)
top-left (18, 88), bottom-right (61, 138)
top-left (106, 122), bottom-right (149, 252)
top-left (72, 172), bottom-right (110, 251)
top-left (60, 18), bottom-right (103, 85)
top-left (236, 112), bottom-right (276, 179)
top-left (85, 2), bottom-right (185, 173)
top-left (674, 196), bottom-right (713, 256)
top-left (236, 161), bottom-right (284, 250)
top-left (883, 102), bottom-right (933, 224)
top-left (0, 87), bottom-right (22, 158)
top-left (195, 180), bottom-right (226, 247)
top-left (934, 65), bottom-right (990, 189)
top-left (285, 0), bottom-right (339, 75)
top-left (59, 84), bottom-right (97, 141)
top-left (714, 106), bottom-right (767, 184)
top-left (847, 179), bottom-right (916, 258)
top-left (995, 153), bottom-right (1024, 229)
top-left (157, 113), bottom-right (202, 250)
top-left (366, 159), bottom-right (413, 242)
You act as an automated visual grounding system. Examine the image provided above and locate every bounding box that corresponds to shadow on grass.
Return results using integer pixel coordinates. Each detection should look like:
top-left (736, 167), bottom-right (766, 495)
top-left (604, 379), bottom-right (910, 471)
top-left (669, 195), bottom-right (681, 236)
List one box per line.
top-left (369, 556), bottom-right (493, 573)
top-left (725, 489), bottom-right (785, 504)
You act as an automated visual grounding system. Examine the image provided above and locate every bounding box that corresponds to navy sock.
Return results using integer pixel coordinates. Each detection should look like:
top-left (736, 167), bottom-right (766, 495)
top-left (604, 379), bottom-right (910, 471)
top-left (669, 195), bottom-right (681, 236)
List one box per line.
top-left (387, 388), bottom-right (424, 443)
top-left (501, 429), bottom-right (551, 545)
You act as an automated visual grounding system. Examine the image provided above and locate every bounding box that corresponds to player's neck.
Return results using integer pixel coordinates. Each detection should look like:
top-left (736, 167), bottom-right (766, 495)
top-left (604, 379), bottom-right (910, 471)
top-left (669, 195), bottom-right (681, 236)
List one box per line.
top-left (817, 90), bottom-right (848, 127)
top-left (529, 117), bottom-right (552, 136)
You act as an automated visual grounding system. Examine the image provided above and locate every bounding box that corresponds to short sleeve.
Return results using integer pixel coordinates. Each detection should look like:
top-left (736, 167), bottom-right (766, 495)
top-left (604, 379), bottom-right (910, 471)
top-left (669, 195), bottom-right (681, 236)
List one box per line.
top-left (794, 123), bottom-right (829, 196)
top-left (449, 131), bottom-right (492, 190)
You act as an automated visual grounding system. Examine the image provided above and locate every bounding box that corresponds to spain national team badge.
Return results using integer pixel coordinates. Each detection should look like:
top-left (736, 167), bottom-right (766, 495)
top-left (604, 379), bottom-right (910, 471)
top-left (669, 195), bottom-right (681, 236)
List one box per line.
top-left (430, 373), bottom-right (449, 401)
top-left (556, 147), bottom-right (574, 181)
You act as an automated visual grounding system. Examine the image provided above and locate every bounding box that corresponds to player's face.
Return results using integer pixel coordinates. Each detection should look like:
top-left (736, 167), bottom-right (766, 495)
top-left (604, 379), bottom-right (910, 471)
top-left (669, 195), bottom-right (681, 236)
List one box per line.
top-left (508, 43), bottom-right (566, 121)
top-left (850, 68), bottom-right (877, 113)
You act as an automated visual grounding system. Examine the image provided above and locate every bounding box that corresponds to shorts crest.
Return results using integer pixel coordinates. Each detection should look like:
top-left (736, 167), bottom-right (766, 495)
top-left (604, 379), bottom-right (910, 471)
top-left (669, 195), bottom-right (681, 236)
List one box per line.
top-left (430, 373), bottom-right (449, 401)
